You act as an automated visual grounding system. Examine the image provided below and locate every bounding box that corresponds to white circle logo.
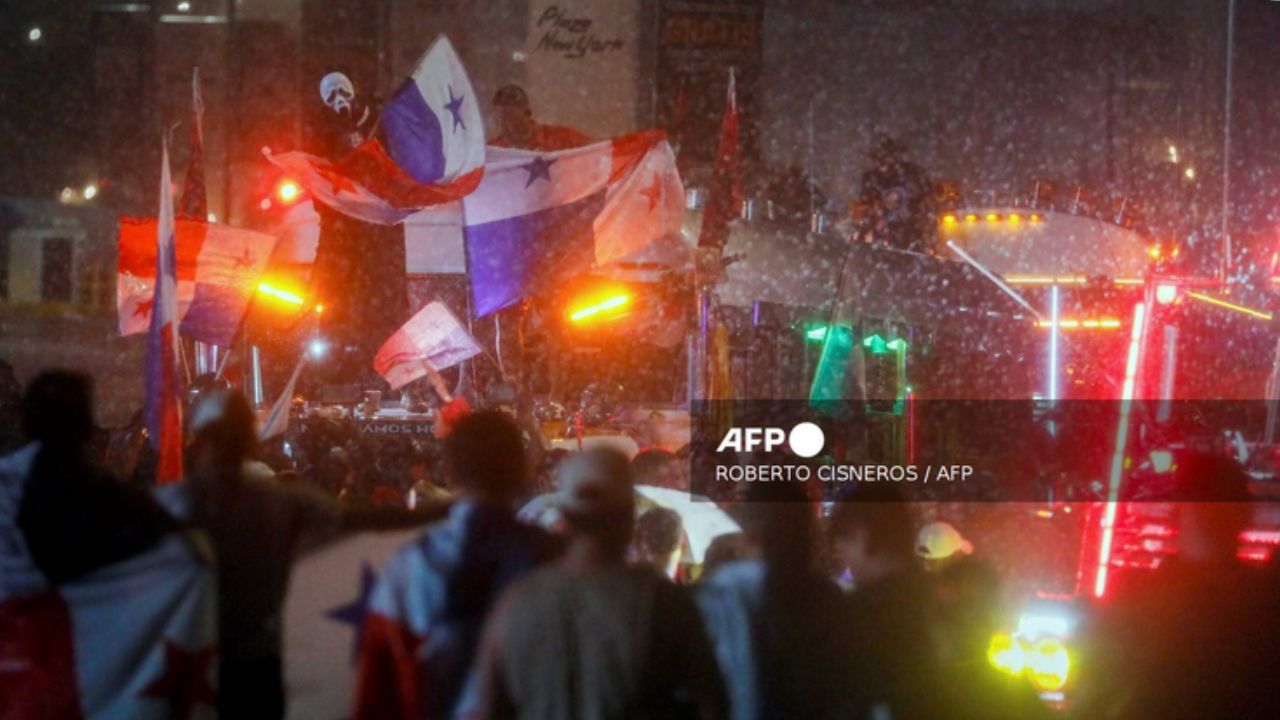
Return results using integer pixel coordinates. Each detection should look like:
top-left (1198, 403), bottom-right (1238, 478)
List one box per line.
top-left (788, 422), bottom-right (825, 458)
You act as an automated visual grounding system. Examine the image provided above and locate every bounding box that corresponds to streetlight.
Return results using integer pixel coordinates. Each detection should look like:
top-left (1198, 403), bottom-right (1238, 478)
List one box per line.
top-left (27, 27), bottom-right (42, 43)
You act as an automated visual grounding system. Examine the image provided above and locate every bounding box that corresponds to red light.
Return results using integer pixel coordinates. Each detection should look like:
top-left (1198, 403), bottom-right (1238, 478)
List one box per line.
top-left (275, 179), bottom-right (302, 205)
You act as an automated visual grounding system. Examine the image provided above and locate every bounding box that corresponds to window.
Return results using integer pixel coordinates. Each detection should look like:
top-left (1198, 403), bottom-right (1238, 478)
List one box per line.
top-left (41, 237), bottom-right (72, 303)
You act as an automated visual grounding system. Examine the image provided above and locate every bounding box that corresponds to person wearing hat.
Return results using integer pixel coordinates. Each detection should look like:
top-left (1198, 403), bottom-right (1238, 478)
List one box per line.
top-left (915, 520), bottom-right (973, 572)
top-left (857, 134), bottom-right (935, 253)
top-left (474, 447), bottom-right (726, 719)
top-left (490, 83), bottom-right (591, 152)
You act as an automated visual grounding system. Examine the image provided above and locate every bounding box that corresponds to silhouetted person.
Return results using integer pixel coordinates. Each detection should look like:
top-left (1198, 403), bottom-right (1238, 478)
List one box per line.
top-left (698, 481), bottom-right (849, 720)
top-left (859, 135), bottom-right (934, 253)
top-left (15, 371), bottom-right (176, 585)
top-left (829, 485), bottom-right (939, 719)
top-left (0, 360), bottom-right (22, 455)
top-left (1074, 454), bottom-right (1280, 720)
top-left (354, 411), bottom-right (559, 720)
top-left (634, 506), bottom-right (684, 579)
top-left (309, 70), bottom-right (407, 385)
top-left (490, 84), bottom-right (591, 152)
top-left (187, 390), bottom-right (444, 720)
top-left (475, 448), bottom-right (725, 719)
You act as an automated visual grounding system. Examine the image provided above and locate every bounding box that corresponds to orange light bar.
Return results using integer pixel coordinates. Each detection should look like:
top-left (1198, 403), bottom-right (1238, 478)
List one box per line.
top-left (568, 293), bottom-right (629, 323)
top-left (258, 282), bottom-right (305, 306)
top-left (1035, 318), bottom-right (1122, 330)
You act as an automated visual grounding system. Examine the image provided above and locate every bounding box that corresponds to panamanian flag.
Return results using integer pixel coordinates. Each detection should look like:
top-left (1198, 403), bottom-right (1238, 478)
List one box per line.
top-left (0, 447), bottom-right (219, 720)
top-left (464, 130), bottom-right (686, 316)
top-left (266, 35), bottom-right (485, 225)
top-left (144, 143), bottom-right (185, 485)
top-left (117, 219), bottom-right (279, 344)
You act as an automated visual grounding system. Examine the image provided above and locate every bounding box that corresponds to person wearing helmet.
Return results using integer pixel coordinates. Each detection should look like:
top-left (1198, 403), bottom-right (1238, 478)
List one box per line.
top-left (185, 390), bottom-right (447, 720)
top-left (916, 520), bottom-right (974, 573)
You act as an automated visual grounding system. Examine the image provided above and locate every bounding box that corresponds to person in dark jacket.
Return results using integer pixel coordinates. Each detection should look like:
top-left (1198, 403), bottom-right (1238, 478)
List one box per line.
top-left (16, 370), bottom-right (177, 586)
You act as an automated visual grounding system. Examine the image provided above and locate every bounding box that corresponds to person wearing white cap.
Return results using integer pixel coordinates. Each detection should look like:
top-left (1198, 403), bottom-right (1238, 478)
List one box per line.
top-left (915, 521), bottom-right (974, 572)
top-left (474, 448), bottom-right (726, 719)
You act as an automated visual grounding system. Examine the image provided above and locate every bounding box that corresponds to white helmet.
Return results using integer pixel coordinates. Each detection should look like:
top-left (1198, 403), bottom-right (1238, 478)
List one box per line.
top-left (319, 72), bottom-right (355, 114)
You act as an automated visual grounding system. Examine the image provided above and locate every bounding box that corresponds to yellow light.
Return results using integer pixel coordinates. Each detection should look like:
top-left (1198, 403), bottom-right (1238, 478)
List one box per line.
top-left (569, 293), bottom-right (630, 323)
top-left (1008, 213), bottom-right (1021, 224)
top-left (941, 214), bottom-right (957, 226)
top-left (1036, 318), bottom-right (1121, 330)
top-left (985, 213), bottom-right (1000, 223)
top-left (1027, 639), bottom-right (1071, 692)
top-left (258, 282), bottom-right (305, 306)
top-left (1147, 245), bottom-right (1162, 260)
top-left (988, 633), bottom-right (1025, 675)
top-left (964, 213), bottom-right (978, 223)
top-left (276, 179), bottom-right (302, 204)
top-left (1185, 291), bottom-right (1273, 321)
top-left (314, 304), bottom-right (325, 315)
top-left (1005, 275), bottom-right (1087, 285)
top-left (1030, 213), bottom-right (1042, 223)
top-left (1184, 167), bottom-right (1196, 180)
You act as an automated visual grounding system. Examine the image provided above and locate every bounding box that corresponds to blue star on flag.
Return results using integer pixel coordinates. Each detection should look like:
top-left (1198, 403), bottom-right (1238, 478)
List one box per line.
top-left (445, 85), bottom-right (466, 132)
top-left (325, 563), bottom-right (378, 662)
top-left (521, 156), bottom-right (554, 188)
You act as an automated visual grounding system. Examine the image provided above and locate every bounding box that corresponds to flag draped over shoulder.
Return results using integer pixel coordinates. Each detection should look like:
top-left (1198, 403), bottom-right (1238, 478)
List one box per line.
top-left (117, 219), bottom-right (278, 344)
top-left (373, 301), bottom-right (481, 390)
top-left (266, 35), bottom-right (485, 225)
top-left (0, 448), bottom-right (219, 720)
top-left (145, 144), bottom-right (184, 485)
top-left (697, 69), bottom-right (740, 250)
top-left (464, 130), bottom-right (686, 317)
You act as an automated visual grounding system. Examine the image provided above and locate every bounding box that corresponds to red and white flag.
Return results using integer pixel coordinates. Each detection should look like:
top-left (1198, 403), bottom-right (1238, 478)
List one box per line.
top-left (373, 301), bottom-right (480, 390)
top-left (0, 447), bottom-right (219, 720)
top-left (144, 142), bottom-right (185, 485)
top-left (118, 219), bottom-right (279, 344)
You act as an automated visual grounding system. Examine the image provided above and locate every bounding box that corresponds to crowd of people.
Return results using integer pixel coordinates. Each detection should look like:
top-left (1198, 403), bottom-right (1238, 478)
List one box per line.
top-left (4, 367), bottom-right (1280, 720)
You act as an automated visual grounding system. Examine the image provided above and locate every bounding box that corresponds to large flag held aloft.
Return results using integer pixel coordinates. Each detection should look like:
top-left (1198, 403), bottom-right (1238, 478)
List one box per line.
top-left (118, 218), bottom-right (279, 345)
top-left (373, 301), bottom-right (481, 390)
top-left (266, 35), bottom-right (485, 225)
top-left (145, 142), bottom-right (185, 485)
top-left (464, 130), bottom-right (685, 317)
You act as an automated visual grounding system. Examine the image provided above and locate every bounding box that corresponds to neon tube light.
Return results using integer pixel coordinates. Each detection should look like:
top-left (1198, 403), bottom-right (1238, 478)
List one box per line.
top-left (1094, 301), bottom-right (1146, 598)
top-left (257, 282), bottom-right (304, 305)
top-left (1185, 291), bottom-right (1272, 321)
top-left (569, 294), bottom-right (629, 322)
